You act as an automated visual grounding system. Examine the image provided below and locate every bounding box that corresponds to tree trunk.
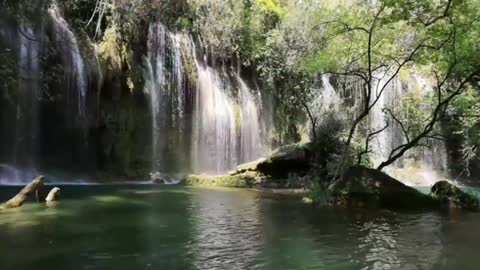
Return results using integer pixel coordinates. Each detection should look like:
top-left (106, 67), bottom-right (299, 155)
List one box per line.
top-left (1, 176), bottom-right (45, 209)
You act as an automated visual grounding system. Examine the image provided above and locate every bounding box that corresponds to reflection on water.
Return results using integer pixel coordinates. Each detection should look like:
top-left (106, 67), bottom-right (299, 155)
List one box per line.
top-left (188, 189), bottom-right (263, 269)
top-left (357, 218), bottom-right (401, 269)
top-left (0, 185), bottom-right (479, 270)
top-left (353, 213), bottom-right (443, 270)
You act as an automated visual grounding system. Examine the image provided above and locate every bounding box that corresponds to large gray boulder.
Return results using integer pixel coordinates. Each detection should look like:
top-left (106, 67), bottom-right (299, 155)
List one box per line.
top-left (255, 143), bottom-right (311, 178)
top-left (329, 166), bottom-right (439, 209)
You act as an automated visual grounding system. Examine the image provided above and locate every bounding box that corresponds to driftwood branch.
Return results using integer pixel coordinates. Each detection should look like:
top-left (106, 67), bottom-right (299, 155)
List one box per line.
top-left (1, 176), bottom-right (45, 210)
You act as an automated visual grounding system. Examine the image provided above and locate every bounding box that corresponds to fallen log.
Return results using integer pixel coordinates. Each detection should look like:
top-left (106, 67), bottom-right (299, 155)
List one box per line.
top-left (1, 176), bottom-right (45, 210)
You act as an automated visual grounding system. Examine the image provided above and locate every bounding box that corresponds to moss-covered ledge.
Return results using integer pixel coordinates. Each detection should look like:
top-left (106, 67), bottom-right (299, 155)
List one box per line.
top-left (182, 171), bottom-right (260, 188)
top-left (182, 143), bottom-right (312, 188)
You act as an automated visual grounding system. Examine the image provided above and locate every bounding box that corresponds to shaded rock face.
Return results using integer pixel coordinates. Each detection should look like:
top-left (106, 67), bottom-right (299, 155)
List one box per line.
top-left (430, 181), bottom-right (479, 211)
top-left (255, 143), bottom-right (311, 179)
top-left (329, 166), bottom-right (439, 210)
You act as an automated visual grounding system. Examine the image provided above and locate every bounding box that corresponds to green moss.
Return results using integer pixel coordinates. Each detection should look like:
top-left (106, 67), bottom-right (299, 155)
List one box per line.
top-left (180, 38), bottom-right (197, 81)
top-left (183, 172), bottom-right (259, 188)
top-left (98, 26), bottom-right (123, 76)
top-left (398, 69), bottom-right (411, 82)
top-left (235, 159), bottom-right (265, 173)
top-left (175, 17), bottom-right (192, 31)
top-left (233, 101), bottom-right (242, 129)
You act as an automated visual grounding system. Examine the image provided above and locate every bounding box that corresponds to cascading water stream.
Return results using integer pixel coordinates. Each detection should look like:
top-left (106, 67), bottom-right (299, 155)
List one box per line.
top-left (5, 26), bottom-right (43, 183)
top-left (144, 23), bottom-right (189, 173)
top-left (49, 4), bottom-right (88, 125)
top-left (238, 76), bottom-right (264, 163)
top-left (144, 23), bottom-right (268, 175)
top-left (369, 75), bottom-right (404, 167)
top-left (191, 59), bottom-right (238, 173)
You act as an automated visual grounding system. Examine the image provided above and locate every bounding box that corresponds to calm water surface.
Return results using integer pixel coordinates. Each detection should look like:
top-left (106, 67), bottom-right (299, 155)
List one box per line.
top-left (0, 185), bottom-right (479, 270)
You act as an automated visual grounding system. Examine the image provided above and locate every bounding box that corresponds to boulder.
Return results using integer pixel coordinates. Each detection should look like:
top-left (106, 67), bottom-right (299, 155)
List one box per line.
top-left (183, 143), bottom-right (311, 188)
top-left (232, 158), bottom-right (266, 175)
top-left (430, 181), bottom-right (478, 211)
top-left (255, 143), bottom-right (311, 178)
top-left (150, 172), bottom-right (176, 184)
top-left (45, 187), bottom-right (61, 202)
top-left (329, 166), bottom-right (439, 209)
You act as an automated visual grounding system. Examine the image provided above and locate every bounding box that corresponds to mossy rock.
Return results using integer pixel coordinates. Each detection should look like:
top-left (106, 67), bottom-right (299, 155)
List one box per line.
top-left (183, 143), bottom-right (312, 189)
top-left (329, 166), bottom-right (440, 210)
top-left (182, 171), bottom-right (260, 188)
top-left (232, 158), bottom-right (266, 175)
top-left (430, 181), bottom-right (479, 211)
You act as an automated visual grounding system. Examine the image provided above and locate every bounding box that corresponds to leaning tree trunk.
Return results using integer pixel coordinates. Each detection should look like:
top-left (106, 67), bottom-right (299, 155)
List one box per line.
top-left (1, 176), bottom-right (45, 209)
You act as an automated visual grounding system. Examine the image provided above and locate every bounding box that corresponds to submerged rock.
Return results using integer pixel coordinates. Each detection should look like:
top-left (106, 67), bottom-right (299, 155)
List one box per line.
top-left (45, 187), bottom-right (61, 202)
top-left (150, 172), bottom-right (178, 184)
top-left (430, 181), bottom-right (478, 211)
top-left (329, 166), bottom-right (438, 209)
top-left (302, 197), bottom-right (314, 204)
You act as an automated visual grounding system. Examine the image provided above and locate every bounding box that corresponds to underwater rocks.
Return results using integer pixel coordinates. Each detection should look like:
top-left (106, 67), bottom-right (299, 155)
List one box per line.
top-left (430, 181), bottom-right (479, 211)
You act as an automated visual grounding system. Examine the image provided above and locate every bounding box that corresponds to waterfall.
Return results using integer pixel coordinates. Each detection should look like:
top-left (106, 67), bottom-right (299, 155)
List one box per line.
top-left (0, 6), bottom-right (93, 183)
top-left (8, 26), bottom-right (43, 183)
top-left (238, 76), bottom-right (264, 163)
top-left (49, 5), bottom-right (88, 125)
top-left (144, 23), bottom-right (268, 175)
top-left (313, 72), bottom-right (449, 185)
top-left (144, 23), bottom-right (189, 172)
top-left (191, 61), bottom-right (238, 173)
top-left (369, 75), bottom-right (404, 167)
top-left (309, 74), bottom-right (342, 119)
top-left (189, 41), bottom-right (266, 174)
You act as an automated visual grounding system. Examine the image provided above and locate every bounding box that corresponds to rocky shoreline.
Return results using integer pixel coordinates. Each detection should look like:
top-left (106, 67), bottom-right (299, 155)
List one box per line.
top-left (181, 143), bottom-right (480, 211)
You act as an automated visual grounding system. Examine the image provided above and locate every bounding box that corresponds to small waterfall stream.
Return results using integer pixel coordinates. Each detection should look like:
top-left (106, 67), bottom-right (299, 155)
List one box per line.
top-left (9, 26), bottom-right (43, 183)
top-left (191, 61), bottom-right (238, 173)
top-left (369, 75), bottom-right (404, 168)
top-left (238, 75), bottom-right (264, 163)
top-left (49, 4), bottom-right (89, 124)
top-left (144, 23), bottom-right (190, 173)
